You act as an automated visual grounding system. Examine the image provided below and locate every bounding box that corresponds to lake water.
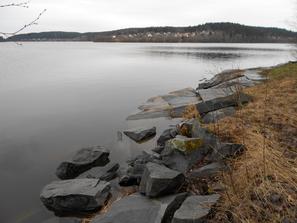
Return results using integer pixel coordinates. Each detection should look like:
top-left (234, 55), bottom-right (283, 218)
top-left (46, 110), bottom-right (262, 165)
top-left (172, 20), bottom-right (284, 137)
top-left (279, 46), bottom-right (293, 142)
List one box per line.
top-left (0, 42), bottom-right (294, 223)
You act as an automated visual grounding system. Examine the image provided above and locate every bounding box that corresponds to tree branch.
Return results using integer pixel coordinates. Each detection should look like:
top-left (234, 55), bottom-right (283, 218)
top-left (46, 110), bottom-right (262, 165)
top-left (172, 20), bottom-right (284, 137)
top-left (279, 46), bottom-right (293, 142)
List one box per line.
top-left (0, 1), bottom-right (30, 8)
top-left (0, 9), bottom-right (46, 38)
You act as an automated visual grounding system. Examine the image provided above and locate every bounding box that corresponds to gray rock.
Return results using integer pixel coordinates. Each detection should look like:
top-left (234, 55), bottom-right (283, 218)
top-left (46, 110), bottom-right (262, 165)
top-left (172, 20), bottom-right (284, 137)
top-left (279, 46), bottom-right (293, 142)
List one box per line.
top-left (92, 193), bottom-right (188, 223)
top-left (197, 69), bottom-right (244, 89)
top-left (40, 179), bottom-right (111, 216)
top-left (208, 143), bottom-right (245, 161)
top-left (127, 110), bottom-right (169, 120)
top-left (189, 162), bottom-right (228, 178)
top-left (124, 126), bottom-right (156, 143)
top-left (202, 107), bottom-right (235, 124)
top-left (78, 162), bottom-right (120, 182)
top-left (198, 87), bottom-right (238, 102)
top-left (139, 162), bottom-right (185, 197)
top-left (212, 76), bottom-right (256, 89)
top-left (56, 146), bottom-right (110, 180)
top-left (172, 194), bottom-right (220, 223)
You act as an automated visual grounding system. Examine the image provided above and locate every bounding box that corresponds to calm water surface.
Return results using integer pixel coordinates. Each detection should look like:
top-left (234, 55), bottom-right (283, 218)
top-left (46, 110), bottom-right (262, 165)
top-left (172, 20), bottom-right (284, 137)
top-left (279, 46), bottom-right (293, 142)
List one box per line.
top-left (0, 42), bottom-right (294, 223)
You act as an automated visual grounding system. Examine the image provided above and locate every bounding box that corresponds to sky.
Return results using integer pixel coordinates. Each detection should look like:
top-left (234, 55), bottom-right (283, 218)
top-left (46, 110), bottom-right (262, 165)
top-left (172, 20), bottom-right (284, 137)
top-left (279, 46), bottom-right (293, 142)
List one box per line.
top-left (0, 0), bottom-right (296, 34)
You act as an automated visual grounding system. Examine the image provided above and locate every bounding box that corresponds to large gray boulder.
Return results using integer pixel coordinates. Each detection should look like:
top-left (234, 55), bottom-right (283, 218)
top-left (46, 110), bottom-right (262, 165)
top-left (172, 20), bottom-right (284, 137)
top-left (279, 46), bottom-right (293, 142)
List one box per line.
top-left (172, 194), bottom-right (220, 223)
top-left (40, 179), bottom-right (111, 216)
top-left (139, 162), bottom-right (185, 198)
top-left (124, 126), bottom-right (156, 143)
top-left (157, 128), bottom-right (178, 147)
top-left (92, 193), bottom-right (188, 223)
top-left (56, 146), bottom-right (110, 180)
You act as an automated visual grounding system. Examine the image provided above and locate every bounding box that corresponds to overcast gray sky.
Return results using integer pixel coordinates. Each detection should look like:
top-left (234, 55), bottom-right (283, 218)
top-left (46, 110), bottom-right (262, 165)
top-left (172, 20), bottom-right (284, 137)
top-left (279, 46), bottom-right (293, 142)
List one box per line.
top-left (0, 0), bottom-right (296, 33)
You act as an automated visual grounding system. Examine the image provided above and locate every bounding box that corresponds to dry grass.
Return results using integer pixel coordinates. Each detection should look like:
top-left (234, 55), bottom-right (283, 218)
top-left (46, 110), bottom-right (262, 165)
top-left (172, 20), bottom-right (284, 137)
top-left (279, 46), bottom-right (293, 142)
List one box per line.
top-left (182, 104), bottom-right (200, 120)
top-left (206, 62), bottom-right (297, 222)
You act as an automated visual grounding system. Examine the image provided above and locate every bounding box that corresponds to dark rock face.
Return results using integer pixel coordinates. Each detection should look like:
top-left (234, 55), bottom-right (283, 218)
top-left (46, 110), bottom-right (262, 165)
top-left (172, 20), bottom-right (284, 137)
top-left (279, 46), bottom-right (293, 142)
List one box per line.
top-left (77, 162), bottom-right (119, 182)
top-left (202, 107), bottom-right (235, 124)
top-left (40, 179), bottom-right (111, 216)
top-left (189, 162), bottom-right (228, 178)
top-left (172, 194), bottom-right (221, 223)
top-left (91, 193), bottom-right (188, 223)
top-left (124, 126), bottom-right (156, 143)
top-left (56, 146), bottom-right (110, 180)
top-left (139, 162), bottom-right (185, 198)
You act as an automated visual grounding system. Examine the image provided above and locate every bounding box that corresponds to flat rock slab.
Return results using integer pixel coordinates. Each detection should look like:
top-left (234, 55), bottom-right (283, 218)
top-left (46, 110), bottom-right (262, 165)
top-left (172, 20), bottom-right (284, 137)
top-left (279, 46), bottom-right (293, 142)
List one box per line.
top-left (139, 162), bottom-right (185, 197)
top-left (92, 193), bottom-right (188, 223)
top-left (124, 126), bottom-right (156, 143)
top-left (202, 107), bottom-right (235, 124)
top-left (172, 194), bottom-right (220, 223)
top-left (40, 179), bottom-right (111, 216)
top-left (56, 146), bottom-right (110, 180)
top-left (127, 88), bottom-right (200, 120)
top-left (197, 87), bottom-right (237, 102)
top-left (197, 69), bottom-right (244, 89)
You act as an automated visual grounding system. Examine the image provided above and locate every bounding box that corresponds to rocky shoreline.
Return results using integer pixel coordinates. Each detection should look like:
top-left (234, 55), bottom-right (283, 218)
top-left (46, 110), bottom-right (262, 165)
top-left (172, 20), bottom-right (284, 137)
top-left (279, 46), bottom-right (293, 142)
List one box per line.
top-left (40, 65), bottom-right (272, 223)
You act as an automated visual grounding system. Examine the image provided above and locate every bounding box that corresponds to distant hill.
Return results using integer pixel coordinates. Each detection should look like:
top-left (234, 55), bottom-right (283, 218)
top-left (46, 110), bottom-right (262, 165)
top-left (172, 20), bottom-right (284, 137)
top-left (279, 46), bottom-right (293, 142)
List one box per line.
top-left (7, 23), bottom-right (297, 43)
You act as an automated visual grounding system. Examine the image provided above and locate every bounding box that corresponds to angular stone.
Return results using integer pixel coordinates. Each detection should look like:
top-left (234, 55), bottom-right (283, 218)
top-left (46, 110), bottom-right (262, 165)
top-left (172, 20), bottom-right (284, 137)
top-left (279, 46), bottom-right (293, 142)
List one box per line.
top-left (127, 110), bottom-right (170, 120)
top-left (202, 107), bottom-right (235, 124)
top-left (124, 126), bottom-right (156, 143)
top-left (40, 179), bottom-right (111, 216)
top-left (92, 193), bottom-right (188, 223)
top-left (172, 194), bottom-right (220, 223)
top-left (212, 76), bottom-right (256, 89)
top-left (139, 162), bottom-right (185, 198)
top-left (197, 69), bottom-right (244, 89)
top-left (189, 162), bottom-right (228, 178)
top-left (56, 146), bottom-right (110, 180)
top-left (165, 136), bottom-right (203, 155)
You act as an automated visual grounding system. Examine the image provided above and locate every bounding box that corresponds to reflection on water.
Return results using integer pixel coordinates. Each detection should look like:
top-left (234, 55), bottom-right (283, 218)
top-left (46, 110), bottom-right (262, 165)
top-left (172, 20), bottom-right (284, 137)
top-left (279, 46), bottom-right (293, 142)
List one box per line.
top-left (0, 42), bottom-right (293, 223)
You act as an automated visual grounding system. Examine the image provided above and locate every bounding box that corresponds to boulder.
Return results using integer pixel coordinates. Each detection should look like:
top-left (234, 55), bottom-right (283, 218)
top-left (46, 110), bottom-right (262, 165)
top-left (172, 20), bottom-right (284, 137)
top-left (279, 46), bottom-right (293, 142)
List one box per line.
top-left (91, 193), bottom-right (188, 223)
top-left (124, 126), bottom-right (156, 143)
top-left (172, 194), bottom-right (221, 223)
top-left (202, 107), bottom-right (235, 124)
top-left (56, 146), bottom-right (110, 180)
top-left (198, 87), bottom-right (238, 102)
top-left (40, 179), bottom-right (111, 216)
top-left (139, 162), bottom-right (185, 198)
top-left (189, 162), bottom-right (228, 178)
top-left (77, 162), bottom-right (120, 182)
top-left (212, 76), bottom-right (256, 89)
top-left (164, 136), bottom-right (203, 155)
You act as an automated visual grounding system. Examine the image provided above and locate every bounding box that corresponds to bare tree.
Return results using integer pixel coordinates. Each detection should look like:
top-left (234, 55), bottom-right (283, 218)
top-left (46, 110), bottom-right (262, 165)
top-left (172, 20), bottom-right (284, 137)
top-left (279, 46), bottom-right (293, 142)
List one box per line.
top-left (0, 1), bottom-right (46, 39)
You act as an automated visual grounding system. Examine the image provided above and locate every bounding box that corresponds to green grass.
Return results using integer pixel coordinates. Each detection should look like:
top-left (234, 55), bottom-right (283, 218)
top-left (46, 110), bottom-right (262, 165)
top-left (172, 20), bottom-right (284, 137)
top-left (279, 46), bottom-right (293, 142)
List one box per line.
top-left (262, 61), bottom-right (297, 80)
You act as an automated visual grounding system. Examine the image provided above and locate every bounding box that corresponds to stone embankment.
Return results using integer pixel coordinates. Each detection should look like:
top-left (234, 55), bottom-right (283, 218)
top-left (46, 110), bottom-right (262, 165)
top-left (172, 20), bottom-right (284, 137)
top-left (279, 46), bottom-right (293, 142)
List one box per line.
top-left (40, 66), bottom-right (268, 223)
